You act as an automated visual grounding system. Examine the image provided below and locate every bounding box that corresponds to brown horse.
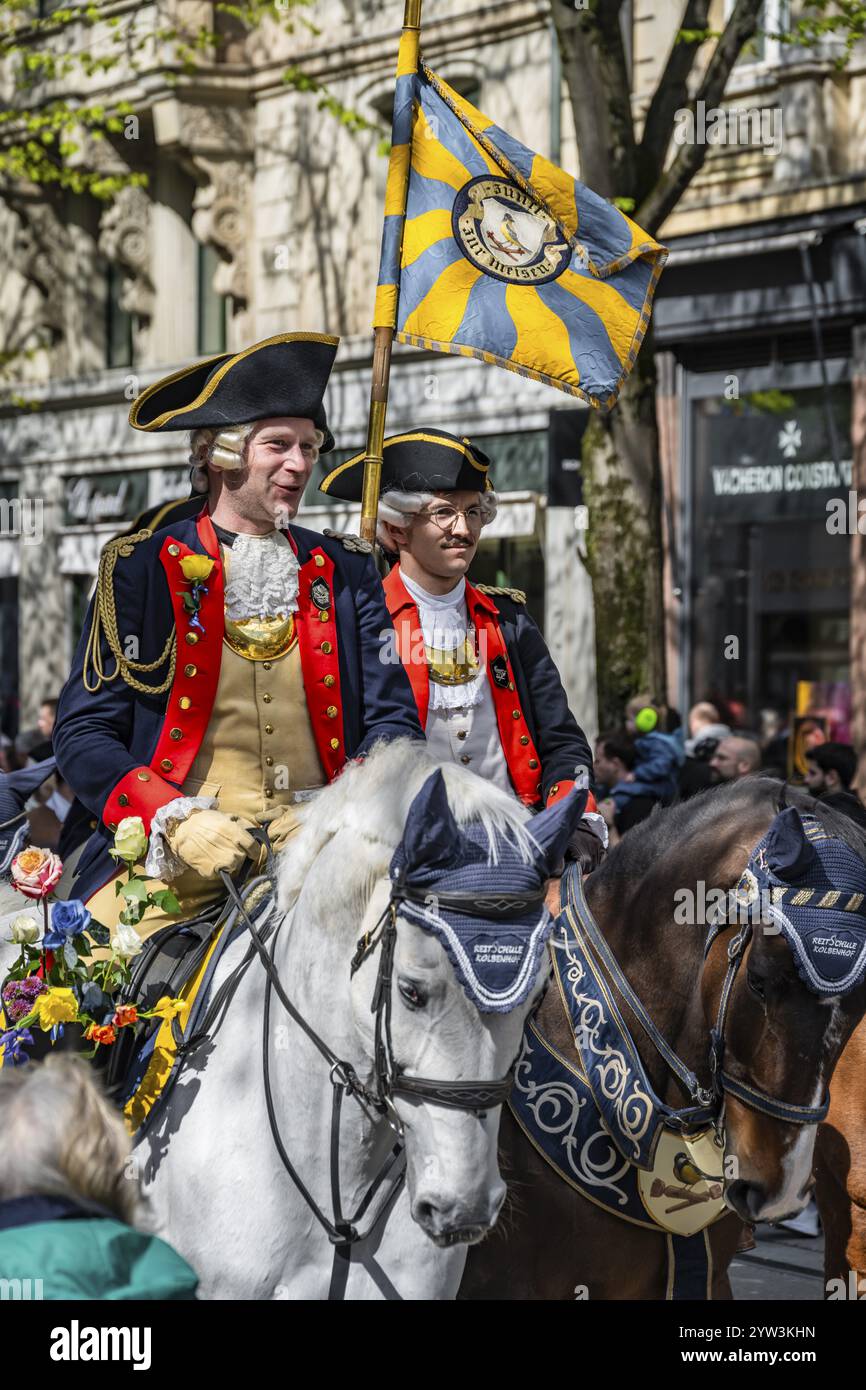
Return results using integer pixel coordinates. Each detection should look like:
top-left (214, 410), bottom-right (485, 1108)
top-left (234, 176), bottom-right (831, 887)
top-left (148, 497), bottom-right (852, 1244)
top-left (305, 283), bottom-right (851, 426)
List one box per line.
top-left (815, 1021), bottom-right (866, 1293)
top-left (460, 778), bottom-right (866, 1300)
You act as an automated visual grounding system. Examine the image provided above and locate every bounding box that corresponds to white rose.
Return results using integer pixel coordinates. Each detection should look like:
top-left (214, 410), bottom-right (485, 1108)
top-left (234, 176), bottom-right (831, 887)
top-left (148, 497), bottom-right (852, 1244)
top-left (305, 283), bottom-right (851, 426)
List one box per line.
top-left (110, 920), bottom-right (144, 959)
top-left (9, 913), bottom-right (40, 944)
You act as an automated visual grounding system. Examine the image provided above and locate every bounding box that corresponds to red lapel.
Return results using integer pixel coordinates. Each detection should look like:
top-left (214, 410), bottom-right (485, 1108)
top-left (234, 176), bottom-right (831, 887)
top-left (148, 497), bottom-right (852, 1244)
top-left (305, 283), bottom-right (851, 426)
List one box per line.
top-left (294, 546), bottom-right (346, 781)
top-left (464, 580), bottom-right (543, 806)
top-left (383, 566), bottom-right (429, 727)
top-left (149, 513), bottom-right (224, 785)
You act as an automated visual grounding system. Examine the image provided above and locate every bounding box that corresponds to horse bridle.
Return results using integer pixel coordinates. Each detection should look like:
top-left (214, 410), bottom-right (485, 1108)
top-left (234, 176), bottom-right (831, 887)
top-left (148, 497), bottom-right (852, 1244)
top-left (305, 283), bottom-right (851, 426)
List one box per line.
top-left (566, 866), bottom-right (830, 1137)
top-left (210, 862), bottom-right (537, 1299)
top-left (704, 915), bottom-right (830, 1126)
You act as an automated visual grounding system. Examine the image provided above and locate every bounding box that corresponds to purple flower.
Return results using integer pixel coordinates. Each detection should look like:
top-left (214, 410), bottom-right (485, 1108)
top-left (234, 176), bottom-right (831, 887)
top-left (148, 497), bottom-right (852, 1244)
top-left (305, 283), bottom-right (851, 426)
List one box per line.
top-left (0, 1028), bottom-right (34, 1065)
top-left (2, 975), bottom-right (47, 1022)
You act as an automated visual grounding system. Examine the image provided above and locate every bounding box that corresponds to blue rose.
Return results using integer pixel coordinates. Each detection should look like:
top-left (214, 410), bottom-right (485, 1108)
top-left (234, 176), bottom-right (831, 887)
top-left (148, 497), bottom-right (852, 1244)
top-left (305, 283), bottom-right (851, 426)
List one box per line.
top-left (43, 899), bottom-right (92, 950)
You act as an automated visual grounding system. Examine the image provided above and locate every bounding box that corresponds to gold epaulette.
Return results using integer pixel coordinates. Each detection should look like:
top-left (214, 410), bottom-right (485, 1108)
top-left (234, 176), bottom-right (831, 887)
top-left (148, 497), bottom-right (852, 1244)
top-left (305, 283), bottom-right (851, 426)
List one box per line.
top-left (82, 528), bottom-right (177, 695)
top-left (322, 527), bottom-right (373, 555)
top-left (476, 583), bottom-right (527, 605)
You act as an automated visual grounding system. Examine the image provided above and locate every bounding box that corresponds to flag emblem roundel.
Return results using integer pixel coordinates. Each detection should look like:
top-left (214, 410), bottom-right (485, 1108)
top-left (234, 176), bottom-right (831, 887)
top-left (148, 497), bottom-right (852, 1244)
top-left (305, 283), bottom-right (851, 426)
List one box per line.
top-left (452, 175), bottom-right (572, 286)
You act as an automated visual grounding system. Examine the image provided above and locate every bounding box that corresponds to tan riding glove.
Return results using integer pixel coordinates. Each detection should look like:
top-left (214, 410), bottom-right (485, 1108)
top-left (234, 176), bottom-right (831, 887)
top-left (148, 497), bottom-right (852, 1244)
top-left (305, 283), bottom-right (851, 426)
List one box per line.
top-left (254, 806), bottom-right (301, 854)
top-left (166, 809), bottom-right (256, 879)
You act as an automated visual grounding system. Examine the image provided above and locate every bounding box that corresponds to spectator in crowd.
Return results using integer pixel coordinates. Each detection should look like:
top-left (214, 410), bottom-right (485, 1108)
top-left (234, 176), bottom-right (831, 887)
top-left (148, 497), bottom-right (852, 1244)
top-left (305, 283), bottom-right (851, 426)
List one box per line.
top-left (759, 705), bottom-right (789, 778)
top-left (708, 735), bottom-right (762, 784)
top-left (805, 742), bottom-right (866, 831)
top-left (0, 1055), bottom-right (199, 1299)
top-left (594, 731), bottom-right (662, 846)
top-left (678, 701), bottom-right (731, 800)
top-left (14, 697), bottom-right (58, 766)
top-left (623, 695), bottom-right (685, 805)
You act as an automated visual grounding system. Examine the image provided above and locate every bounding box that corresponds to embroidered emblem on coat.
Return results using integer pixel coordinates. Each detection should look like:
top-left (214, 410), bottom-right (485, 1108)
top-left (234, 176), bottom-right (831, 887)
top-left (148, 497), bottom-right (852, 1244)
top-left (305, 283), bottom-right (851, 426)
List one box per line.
top-left (490, 654), bottom-right (510, 689)
top-left (310, 578), bottom-right (331, 611)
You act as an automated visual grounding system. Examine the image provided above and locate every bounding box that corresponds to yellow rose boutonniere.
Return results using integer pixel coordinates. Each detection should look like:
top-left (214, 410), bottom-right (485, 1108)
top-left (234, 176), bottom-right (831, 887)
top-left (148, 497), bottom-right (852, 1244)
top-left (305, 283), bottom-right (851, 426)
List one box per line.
top-left (180, 555), bottom-right (215, 583)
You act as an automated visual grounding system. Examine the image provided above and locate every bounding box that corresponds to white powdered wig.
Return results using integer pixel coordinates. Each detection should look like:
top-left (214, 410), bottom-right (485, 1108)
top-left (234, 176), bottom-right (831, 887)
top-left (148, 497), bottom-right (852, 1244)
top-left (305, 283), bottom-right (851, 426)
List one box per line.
top-left (276, 736), bottom-right (535, 913)
top-left (376, 487), bottom-right (498, 550)
top-left (188, 423), bottom-right (326, 493)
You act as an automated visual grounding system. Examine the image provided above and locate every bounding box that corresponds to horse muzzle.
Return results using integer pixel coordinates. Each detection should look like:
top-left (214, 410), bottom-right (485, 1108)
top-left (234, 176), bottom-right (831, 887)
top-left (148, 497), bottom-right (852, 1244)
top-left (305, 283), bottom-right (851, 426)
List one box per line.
top-left (411, 1184), bottom-right (506, 1246)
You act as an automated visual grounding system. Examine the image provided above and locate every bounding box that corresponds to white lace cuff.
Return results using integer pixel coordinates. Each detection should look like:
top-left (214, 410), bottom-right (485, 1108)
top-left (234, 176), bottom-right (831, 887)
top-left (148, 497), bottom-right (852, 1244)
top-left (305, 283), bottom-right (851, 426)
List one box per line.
top-left (145, 796), bottom-right (218, 881)
top-left (581, 812), bottom-right (609, 850)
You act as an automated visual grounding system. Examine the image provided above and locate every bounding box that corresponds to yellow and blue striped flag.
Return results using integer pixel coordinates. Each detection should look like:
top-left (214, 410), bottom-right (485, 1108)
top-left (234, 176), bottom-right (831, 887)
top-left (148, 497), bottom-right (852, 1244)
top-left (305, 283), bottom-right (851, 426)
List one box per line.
top-left (375, 63), bottom-right (668, 412)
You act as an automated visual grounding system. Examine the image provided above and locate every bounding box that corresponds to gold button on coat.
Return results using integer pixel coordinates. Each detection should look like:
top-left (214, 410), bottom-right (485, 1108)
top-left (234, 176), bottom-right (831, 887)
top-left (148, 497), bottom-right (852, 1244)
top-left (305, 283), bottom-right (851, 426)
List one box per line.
top-left (185, 632), bottom-right (198, 645)
top-left (315, 555), bottom-right (325, 567)
top-left (170, 727), bottom-right (183, 741)
top-left (184, 664), bottom-right (197, 678)
top-left (529, 759), bottom-right (539, 770)
top-left (323, 674), bottom-right (335, 688)
top-left (168, 544), bottom-right (180, 556)
top-left (520, 735), bottom-right (529, 746)
top-left (160, 758), bottom-right (173, 772)
top-left (262, 693), bottom-right (272, 703)
top-left (265, 756), bottom-right (273, 767)
top-left (321, 641), bottom-right (333, 654)
top-left (326, 706), bottom-right (338, 719)
top-left (263, 662), bottom-right (272, 671)
top-left (118, 793), bottom-right (129, 806)
top-left (319, 611), bottom-right (329, 623)
top-left (137, 771), bottom-right (151, 781)
top-left (330, 737), bottom-right (340, 751)
top-left (179, 696), bottom-right (192, 710)
top-left (265, 724), bottom-right (274, 735)
top-left (511, 709), bottom-right (521, 719)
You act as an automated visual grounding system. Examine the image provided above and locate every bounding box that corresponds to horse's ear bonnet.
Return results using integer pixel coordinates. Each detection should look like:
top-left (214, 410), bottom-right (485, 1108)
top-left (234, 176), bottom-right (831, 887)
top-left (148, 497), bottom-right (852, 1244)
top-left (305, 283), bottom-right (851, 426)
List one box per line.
top-left (390, 772), bottom-right (588, 1013)
top-left (738, 807), bottom-right (866, 996)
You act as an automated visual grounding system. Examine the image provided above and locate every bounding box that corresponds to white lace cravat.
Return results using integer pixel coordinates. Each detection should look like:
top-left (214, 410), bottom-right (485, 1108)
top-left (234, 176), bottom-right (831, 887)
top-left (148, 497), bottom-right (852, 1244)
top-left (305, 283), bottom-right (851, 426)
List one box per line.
top-left (401, 571), bottom-right (487, 711)
top-left (224, 530), bottom-right (300, 621)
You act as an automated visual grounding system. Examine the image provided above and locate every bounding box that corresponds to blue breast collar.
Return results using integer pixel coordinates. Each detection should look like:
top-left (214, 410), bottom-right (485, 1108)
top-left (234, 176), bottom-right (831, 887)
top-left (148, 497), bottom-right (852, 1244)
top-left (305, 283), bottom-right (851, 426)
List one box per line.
top-left (553, 866), bottom-right (717, 1169)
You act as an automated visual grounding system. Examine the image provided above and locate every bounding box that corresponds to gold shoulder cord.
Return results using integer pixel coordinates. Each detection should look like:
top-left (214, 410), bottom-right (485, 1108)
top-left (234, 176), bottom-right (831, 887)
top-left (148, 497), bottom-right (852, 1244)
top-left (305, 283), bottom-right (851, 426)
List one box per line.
top-left (476, 583), bottom-right (527, 605)
top-left (82, 529), bottom-right (177, 694)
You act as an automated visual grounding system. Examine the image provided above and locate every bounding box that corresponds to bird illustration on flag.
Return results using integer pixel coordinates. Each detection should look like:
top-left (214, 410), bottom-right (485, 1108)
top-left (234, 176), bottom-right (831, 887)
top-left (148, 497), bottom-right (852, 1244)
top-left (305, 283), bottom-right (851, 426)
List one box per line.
top-left (375, 63), bottom-right (668, 412)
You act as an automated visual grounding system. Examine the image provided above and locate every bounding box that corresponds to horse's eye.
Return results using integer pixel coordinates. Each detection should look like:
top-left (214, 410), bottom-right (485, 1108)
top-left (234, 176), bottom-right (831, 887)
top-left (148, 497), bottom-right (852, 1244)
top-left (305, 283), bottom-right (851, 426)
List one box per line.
top-left (398, 980), bottom-right (426, 1009)
top-left (747, 971), bottom-right (766, 1001)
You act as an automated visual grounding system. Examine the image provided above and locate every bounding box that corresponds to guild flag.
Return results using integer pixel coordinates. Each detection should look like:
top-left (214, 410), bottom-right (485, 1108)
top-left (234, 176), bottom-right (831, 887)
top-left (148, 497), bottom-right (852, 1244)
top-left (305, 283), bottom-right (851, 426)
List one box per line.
top-left (375, 63), bottom-right (668, 411)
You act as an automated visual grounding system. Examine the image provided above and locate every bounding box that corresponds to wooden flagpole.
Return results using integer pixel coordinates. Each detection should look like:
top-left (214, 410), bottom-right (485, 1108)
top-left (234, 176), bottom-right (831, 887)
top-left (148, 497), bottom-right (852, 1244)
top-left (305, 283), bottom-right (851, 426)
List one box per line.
top-left (359, 0), bottom-right (422, 545)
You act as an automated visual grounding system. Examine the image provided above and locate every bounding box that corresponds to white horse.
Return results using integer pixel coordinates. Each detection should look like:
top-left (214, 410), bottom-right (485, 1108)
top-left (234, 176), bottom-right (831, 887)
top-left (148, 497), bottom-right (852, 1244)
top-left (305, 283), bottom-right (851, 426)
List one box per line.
top-left (134, 739), bottom-right (580, 1299)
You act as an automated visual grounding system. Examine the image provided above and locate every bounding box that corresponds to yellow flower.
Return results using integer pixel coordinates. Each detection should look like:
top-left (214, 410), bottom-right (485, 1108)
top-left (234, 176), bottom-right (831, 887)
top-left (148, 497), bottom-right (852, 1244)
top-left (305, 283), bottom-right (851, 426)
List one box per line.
top-left (113, 816), bottom-right (147, 864)
top-left (33, 988), bottom-right (78, 1029)
top-left (180, 555), bottom-right (215, 583)
top-left (150, 996), bottom-right (184, 1022)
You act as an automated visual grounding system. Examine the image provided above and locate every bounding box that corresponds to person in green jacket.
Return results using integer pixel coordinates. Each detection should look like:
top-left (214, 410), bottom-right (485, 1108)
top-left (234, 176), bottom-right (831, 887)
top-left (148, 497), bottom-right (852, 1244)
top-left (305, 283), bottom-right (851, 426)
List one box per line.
top-left (0, 1054), bottom-right (198, 1299)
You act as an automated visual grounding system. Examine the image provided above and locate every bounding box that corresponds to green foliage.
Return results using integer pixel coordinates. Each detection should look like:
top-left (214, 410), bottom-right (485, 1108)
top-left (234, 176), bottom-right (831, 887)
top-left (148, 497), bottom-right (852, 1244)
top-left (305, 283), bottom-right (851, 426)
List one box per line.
top-left (0, 0), bottom-right (370, 205)
top-left (743, 388), bottom-right (798, 414)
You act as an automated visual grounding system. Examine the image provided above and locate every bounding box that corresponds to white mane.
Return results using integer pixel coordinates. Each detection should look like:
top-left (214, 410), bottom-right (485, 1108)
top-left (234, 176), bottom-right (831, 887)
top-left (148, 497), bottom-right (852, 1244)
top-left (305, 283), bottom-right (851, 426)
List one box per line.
top-left (276, 737), bottom-right (536, 912)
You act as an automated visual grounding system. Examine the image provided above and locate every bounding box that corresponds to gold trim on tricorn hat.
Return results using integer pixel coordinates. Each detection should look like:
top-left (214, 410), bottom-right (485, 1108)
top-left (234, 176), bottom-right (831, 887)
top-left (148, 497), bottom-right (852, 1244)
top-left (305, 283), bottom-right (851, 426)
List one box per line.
top-left (319, 427), bottom-right (493, 500)
top-left (129, 332), bottom-right (340, 452)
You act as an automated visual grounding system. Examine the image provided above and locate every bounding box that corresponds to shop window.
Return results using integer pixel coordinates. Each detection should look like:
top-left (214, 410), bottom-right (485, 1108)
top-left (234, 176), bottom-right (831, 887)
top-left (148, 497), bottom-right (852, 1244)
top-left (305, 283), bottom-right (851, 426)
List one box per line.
top-left (197, 242), bottom-right (227, 356)
top-left (105, 262), bottom-right (133, 369)
top-left (689, 382), bottom-right (851, 733)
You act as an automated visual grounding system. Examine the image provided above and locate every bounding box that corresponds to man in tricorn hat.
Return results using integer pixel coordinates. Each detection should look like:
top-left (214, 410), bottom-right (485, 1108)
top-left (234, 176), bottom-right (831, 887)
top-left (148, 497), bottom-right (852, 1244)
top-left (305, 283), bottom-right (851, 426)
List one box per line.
top-left (320, 428), bottom-right (605, 868)
top-left (54, 333), bottom-right (423, 937)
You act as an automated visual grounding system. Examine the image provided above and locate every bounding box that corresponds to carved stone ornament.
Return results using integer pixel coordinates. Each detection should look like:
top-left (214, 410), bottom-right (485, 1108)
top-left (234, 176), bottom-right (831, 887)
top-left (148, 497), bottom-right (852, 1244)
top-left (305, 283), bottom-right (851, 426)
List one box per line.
top-left (98, 185), bottom-right (155, 319)
top-left (191, 157), bottom-right (250, 304)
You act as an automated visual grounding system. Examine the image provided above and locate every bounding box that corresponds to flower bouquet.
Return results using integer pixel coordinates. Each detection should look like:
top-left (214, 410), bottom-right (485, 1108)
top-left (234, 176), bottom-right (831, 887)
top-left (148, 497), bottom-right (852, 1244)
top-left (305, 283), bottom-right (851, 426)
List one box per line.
top-left (0, 817), bottom-right (182, 1066)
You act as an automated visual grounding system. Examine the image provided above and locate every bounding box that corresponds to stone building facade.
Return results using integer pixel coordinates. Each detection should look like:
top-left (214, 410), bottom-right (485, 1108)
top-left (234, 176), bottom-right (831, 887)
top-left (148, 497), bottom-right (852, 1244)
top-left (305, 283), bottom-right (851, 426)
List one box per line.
top-left (1, 0), bottom-right (864, 761)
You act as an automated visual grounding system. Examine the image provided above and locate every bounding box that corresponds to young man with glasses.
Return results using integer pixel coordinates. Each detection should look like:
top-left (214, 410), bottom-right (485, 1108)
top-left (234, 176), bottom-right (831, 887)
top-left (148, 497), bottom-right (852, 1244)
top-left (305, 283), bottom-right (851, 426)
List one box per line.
top-left (320, 428), bottom-right (605, 868)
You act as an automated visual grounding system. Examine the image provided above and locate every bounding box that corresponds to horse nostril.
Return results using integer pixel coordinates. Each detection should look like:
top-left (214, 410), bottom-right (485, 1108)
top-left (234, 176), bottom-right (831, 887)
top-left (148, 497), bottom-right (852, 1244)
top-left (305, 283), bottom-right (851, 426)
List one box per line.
top-left (726, 1179), bottom-right (766, 1222)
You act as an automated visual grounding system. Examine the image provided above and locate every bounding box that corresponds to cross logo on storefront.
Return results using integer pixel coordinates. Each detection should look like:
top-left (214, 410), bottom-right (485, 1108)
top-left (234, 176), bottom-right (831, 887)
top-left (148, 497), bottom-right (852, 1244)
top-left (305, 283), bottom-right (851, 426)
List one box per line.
top-left (49, 1321), bottom-right (152, 1371)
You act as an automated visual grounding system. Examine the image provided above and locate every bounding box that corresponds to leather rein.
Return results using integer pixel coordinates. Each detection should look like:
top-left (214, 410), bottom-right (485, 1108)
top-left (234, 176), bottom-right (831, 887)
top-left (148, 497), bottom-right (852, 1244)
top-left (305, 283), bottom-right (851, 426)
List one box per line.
top-left (565, 866), bottom-right (829, 1133)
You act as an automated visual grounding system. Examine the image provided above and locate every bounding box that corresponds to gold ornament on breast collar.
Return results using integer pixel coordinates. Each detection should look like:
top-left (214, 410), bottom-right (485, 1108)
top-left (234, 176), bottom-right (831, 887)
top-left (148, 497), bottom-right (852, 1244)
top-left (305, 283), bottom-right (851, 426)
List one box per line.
top-left (223, 611), bottom-right (298, 661)
top-left (427, 635), bottom-right (480, 687)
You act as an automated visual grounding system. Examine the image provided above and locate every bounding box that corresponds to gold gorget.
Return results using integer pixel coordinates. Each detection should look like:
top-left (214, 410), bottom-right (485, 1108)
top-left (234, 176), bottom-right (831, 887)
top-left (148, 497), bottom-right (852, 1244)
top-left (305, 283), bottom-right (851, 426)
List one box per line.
top-left (223, 611), bottom-right (298, 661)
top-left (427, 636), bottom-right (480, 687)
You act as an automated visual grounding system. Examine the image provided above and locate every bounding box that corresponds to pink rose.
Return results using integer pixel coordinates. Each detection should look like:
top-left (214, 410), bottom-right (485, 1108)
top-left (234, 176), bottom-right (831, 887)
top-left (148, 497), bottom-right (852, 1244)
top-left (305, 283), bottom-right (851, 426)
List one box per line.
top-left (10, 847), bottom-right (64, 899)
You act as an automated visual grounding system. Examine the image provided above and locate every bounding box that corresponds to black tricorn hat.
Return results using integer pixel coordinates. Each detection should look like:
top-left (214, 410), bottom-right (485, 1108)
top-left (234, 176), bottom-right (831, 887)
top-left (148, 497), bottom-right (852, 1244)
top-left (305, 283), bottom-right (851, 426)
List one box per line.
top-left (129, 332), bottom-right (339, 452)
top-left (319, 428), bottom-right (493, 501)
